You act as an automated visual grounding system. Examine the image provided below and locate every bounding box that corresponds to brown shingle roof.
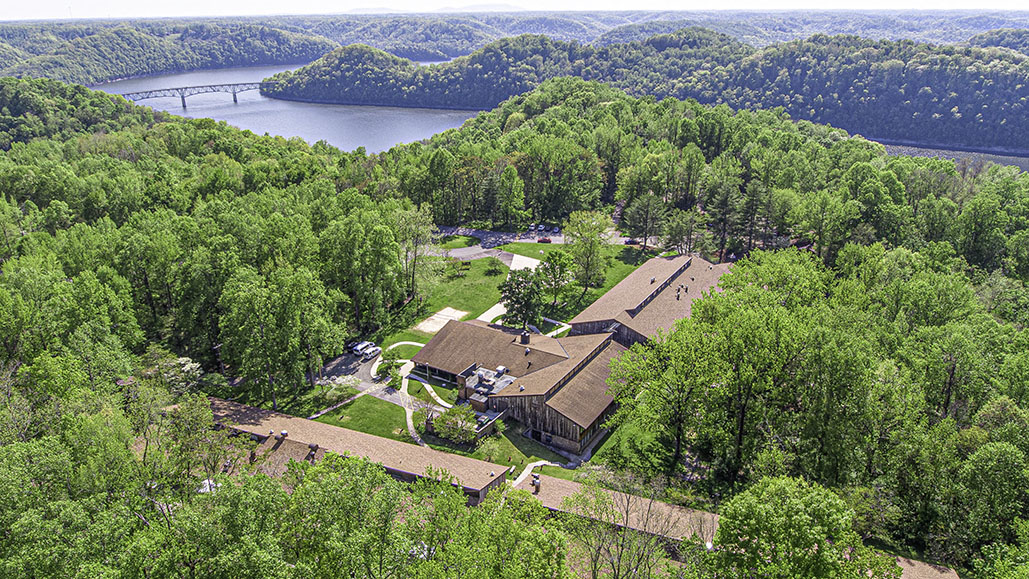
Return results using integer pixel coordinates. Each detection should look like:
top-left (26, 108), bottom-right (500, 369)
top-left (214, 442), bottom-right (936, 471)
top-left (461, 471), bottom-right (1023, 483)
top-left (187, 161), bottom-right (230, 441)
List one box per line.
top-left (570, 255), bottom-right (729, 339)
top-left (571, 254), bottom-right (693, 326)
top-left (516, 474), bottom-right (957, 579)
top-left (209, 398), bottom-right (507, 491)
top-left (411, 319), bottom-right (568, 377)
top-left (619, 258), bottom-right (730, 338)
top-left (502, 333), bottom-right (612, 397)
top-left (515, 474), bottom-right (717, 541)
top-left (544, 340), bottom-right (626, 428)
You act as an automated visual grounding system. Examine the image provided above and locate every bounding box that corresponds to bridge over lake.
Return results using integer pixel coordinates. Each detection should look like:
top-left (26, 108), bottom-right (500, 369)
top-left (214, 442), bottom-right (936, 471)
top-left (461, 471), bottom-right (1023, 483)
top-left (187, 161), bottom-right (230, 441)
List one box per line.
top-left (120, 82), bottom-right (279, 107)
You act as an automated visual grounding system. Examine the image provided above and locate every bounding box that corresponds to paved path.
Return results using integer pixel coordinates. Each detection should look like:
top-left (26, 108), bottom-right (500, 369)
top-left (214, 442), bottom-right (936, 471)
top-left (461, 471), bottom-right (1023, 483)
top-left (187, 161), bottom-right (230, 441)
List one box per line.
top-left (307, 382), bottom-right (386, 420)
top-left (406, 373), bottom-right (454, 409)
top-left (399, 362), bottom-right (427, 446)
top-left (477, 302), bottom-right (507, 323)
top-left (543, 317), bottom-right (572, 337)
top-left (514, 460), bottom-right (562, 487)
top-left (386, 341), bottom-right (427, 351)
top-left (439, 226), bottom-right (560, 249)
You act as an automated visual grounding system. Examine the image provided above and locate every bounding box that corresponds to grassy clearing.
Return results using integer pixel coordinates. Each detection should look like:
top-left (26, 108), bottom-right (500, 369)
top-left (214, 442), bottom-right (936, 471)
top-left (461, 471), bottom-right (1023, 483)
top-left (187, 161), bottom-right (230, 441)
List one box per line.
top-left (413, 374), bottom-right (459, 405)
top-left (315, 395), bottom-right (412, 443)
top-left (378, 328), bottom-right (433, 350)
top-left (373, 257), bottom-right (508, 348)
top-left (422, 256), bottom-right (508, 320)
top-left (425, 421), bottom-right (567, 471)
top-left (536, 465), bottom-right (579, 480)
top-left (498, 243), bottom-right (659, 322)
top-left (440, 234), bottom-right (481, 249)
top-left (405, 379), bottom-right (436, 405)
top-left (216, 383), bottom-right (358, 419)
top-left (389, 343), bottom-right (424, 360)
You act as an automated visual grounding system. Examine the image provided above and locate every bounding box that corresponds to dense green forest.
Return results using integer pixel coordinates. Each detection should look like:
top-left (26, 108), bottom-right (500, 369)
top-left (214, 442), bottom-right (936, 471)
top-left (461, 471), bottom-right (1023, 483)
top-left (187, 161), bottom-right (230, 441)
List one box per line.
top-left (970, 28), bottom-right (1029, 55)
top-left (4, 10), bottom-right (1029, 75)
top-left (266, 29), bottom-right (1029, 153)
top-left (1, 75), bottom-right (1029, 575)
top-left (0, 23), bottom-right (335, 86)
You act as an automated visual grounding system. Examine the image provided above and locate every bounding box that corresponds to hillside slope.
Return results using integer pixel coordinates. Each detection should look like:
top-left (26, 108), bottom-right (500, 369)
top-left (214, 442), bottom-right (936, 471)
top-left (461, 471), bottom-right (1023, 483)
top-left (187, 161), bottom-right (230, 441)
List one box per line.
top-left (0, 24), bottom-right (337, 85)
top-left (265, 30), bottom-right (1029, 152)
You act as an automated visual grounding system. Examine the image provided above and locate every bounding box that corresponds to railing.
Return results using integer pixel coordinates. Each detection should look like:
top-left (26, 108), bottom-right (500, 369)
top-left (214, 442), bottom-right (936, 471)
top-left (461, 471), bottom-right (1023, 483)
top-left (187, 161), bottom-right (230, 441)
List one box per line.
top-left (120, 82), bottom-right (279, 107)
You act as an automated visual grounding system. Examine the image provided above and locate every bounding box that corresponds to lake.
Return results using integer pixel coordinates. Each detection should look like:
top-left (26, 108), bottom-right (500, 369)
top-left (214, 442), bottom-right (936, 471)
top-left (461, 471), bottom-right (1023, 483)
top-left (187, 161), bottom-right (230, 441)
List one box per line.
top-left (881, 143), bottom-right (1029, 172)
top-left (95, 66), bottom-right (1029, 171)
top-left (93, 64), bottom-right (479, 154)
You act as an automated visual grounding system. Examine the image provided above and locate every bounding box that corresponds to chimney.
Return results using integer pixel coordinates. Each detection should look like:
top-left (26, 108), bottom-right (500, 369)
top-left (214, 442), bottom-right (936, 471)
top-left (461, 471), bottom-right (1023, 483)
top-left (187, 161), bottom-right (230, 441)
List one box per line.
top-left (280, 430), bottom-right (288, 438)
top-left (520, 331), bottom-right (530, 344)
top-left (532, 473), bottom-right (541, 494)
top-left (308, 443), bottom-right (319, 451)
top-left (650, 277), bottom-right (656, 284)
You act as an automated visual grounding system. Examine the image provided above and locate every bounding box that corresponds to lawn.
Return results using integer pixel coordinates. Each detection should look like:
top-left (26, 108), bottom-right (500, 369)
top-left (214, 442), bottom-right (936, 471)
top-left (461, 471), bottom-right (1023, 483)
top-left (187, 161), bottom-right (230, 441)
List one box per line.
top-left (315, 394), bottom-right (413, 443)
top-left (375, 257), bottom-right (509, 349)
top-left (440, 234), bottom-right (481, 249)
top-left (378, 328), bottom-right (433, 350)
top-left (421, 256), bottom-right (508, 320)
top-left (410, 373), bottom-right (459, 405)
top-left (537, 464), bottom-right (579, 481)
top-left (405, 379), bottom-right (437, 405)
top-left (426, 422), bottom-right (568, 472)
top-left (389, 343), bottom-right (424, 360)
top-left (497, 242), bottom-right (659, 322)
top-left (215, 383), bottom-right (358, 419)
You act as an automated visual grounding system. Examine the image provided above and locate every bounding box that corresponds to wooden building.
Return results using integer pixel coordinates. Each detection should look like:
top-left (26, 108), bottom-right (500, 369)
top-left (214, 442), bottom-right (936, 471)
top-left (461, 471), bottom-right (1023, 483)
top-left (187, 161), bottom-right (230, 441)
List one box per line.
top-left (570, 254), bottom-right (730, 346)
top-left (411, 320), bottom-right (625, 454)
top-left (208, 397), bottom-right (508, 504)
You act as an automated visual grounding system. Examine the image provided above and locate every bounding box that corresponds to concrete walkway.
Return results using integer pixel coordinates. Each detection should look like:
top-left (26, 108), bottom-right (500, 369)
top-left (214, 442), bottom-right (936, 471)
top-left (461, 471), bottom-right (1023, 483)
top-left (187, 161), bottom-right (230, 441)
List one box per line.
top-left (406, 373), bottom-right (454, 409)
top-left (514, 460), bottom-right (562, 487)
top-left (399, 362), bottom-right (427, 446)
top-left (476, 302), bottom-right (507, 323)
top-left (386, 341), bottom-right (427, 351)
top-left (307, 383), bottom-right (385, 420)
top-left (543, 317), bottom-right (572, 337)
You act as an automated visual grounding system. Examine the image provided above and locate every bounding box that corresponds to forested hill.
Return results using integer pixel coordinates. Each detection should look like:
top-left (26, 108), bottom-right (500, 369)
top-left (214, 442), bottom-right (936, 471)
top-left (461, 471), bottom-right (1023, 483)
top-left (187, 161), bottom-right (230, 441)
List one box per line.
top-left (1, 75), bottom-right (1029, 574)
top-left (262, 29), bottom-right (754, 108)
top-left (0, 24), bottom-right (336, 86)
top-left (264, 30), bottom-right (1029, 153)
top-left (970, 28), bottom-right (1029, 55)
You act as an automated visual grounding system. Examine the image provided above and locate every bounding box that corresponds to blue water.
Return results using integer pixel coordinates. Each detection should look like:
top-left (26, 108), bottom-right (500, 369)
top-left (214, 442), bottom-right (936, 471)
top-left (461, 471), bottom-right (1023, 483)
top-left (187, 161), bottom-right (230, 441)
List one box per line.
top-left (94, 64), bottom-right (478, 154)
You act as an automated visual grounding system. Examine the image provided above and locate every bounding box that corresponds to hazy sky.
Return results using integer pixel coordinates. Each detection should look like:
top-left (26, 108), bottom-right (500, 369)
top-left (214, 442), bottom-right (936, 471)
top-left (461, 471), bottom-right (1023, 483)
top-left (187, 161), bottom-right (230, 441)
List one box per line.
top-left (3, 1), bottom-right (1028, 22)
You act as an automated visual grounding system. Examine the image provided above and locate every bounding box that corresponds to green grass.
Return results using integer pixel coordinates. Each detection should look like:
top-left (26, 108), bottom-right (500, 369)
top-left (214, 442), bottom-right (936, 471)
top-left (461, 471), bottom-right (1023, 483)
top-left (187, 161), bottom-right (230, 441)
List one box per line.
top-left (537, 465), bottom-right (578, 480)
top-left (315, 395), bottom-right (413, 443)
top-left (440, 234), bottom-right (481, 249)
top-left (425, 420), bottom-right (568, 471)
top-left (497, 241), bottom-right (565, 261)
top-left (405, 379), bottom-right (437, 405)
top-left (497, 243), bottom-right (659, 322)
top-left (374, 257), bottom-right (508, 351)
top-left (389, 343), bottom-right (424, 360)
top-left (410, 373), bottom-right (459, 405)
top-left (421, 257), bottom-right (508, 320)
top-left (221, 384), bottom-right (358, 419)
top-left (378, 328), bottom-right (433, 350)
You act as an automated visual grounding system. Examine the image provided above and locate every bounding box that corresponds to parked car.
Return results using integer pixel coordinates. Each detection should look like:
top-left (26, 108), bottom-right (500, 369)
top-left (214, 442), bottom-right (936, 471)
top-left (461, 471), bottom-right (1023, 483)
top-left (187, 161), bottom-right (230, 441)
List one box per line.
top-left (552, 226), bottom-right (560, 234)
top-left (352, 341), bottom-right (373, 355)
top-left (537, 237), bottom-right (552, 243)
top-left (345, 340), bottom-right (359, 351)
top-left (537, 224), bottom-right (546, 231)
top-left (362, 346), bottom-right (382, 361)
top-left (528, 223), bottom-right (536, 231)
top-left (624, 238), bottom-right (638, 245)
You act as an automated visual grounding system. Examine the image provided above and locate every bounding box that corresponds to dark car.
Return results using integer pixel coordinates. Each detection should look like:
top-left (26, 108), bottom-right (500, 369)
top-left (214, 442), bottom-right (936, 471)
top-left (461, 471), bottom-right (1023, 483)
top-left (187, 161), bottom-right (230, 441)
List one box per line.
top-left (624, 238), bottom-right (638, 245)
top-left (537, 237), bottom-right (552, 243)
